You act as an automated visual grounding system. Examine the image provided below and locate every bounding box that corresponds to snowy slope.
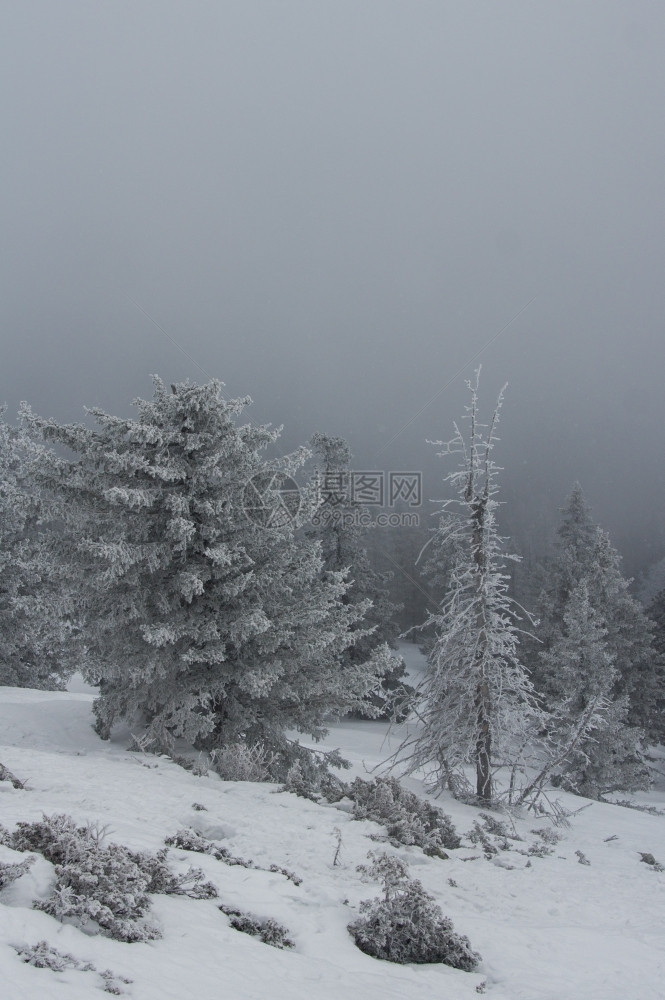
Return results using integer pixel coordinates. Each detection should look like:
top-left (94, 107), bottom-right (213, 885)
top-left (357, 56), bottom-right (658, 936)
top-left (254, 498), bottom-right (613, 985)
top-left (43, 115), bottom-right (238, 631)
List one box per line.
top-left (1, 660), bottom-right (664, 1000)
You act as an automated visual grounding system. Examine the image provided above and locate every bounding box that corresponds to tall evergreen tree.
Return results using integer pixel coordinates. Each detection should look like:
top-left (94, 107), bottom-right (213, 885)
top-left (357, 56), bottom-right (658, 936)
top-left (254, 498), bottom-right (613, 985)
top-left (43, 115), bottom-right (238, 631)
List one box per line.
top-left (528, 485), bottom-right (660, 741)
top-left (308, 433), bottom-right (410, 718)
top-left (21, 379), bottom-right (381, 749)
top-left (644, 589), bottom-right (665, 744)
top-left (0, 415), bottom-right (78, 689)
top-left (402, 373), bottom-right (542, 801)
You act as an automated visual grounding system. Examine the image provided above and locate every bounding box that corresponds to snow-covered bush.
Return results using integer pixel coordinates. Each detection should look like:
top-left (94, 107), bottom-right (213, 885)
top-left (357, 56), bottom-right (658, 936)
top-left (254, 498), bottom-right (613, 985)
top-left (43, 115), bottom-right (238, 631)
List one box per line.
top-left (9, 813), bottom-right (215, 942)
top-left (166, 828), bottom-right (247, 865)
top-left (13, 940), bottom-right (91, 972)
top-left (13, 942), bottom-right (132, 994)
top-left (219, 904), bottom-right (295, 949)
top-left (165, 828), bottom-right (302, 884)
top-left (276, 740), bottom-right (350, 800)
top-left (0, 763), bottom-right (26, 789)
top-left (466, 813), bottom-right (524, 856)
top-left (0, 855), bottom-right (34, 890)
top-left (34, 843), bottom-right (162, 943)
top-left (209, 741), bottom-right (278, 782)
top-left (130, 847), bottom-right (217, 899)
top-left (11, 813), bottom-right (85, 865)
top-left (349, 776), bottom-right (461, 851)
top-left (348, 852), bottom-right (480, 969)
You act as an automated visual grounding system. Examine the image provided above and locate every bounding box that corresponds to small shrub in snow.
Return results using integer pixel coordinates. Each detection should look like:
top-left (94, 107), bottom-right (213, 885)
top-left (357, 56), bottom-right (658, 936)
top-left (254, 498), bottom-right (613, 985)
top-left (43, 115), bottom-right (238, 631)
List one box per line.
top-left (210, 741), bottom-right (278, 782)
top-left (11, 813), bottom-right (84, 865)
top-left (278, 743), bottom-right (350, 801)
top-left (467, 813), bottom-right (529, 857)
top-left (348, 852), bottom-right (480, 969)
top-left (638, 852), bottom-right (664, 871)
top-left (10, 814), bottom-right (215, 941)
top-left (467, 821), bottom-right (500, 858)
top-left (13, 940), bottom-right (90, 972)
top-left (0, 763), bottom-right (26, 789)
top-left (526, 841), bottom-right (553, 858)
top-left (165, 829), bottom-right (302, 885)
top-left (13, 942), bottom-right (132, 994)
top-left (99, 969), bottom-right (134, 995)
top-left (478, 812), bottom-right (521, 841)
top-left (349, 777), bottom-right (461, 851)
top-left (131, 847), bottom-right (217, 899)
top-left (34, 843), bottom-right (161, 942)
top-left (530, 827), bottom-right (562, 846)
top-left (0, 855), bottom-right (34, 889)
top-left (166, 828), bottom-right (251, 865)
top-left (219, 904), bottom-right (295, 949)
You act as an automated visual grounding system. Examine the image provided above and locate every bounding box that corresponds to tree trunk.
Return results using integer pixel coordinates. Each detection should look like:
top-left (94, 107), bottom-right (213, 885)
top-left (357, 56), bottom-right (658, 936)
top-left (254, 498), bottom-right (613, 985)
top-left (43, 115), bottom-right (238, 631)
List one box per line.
top-left (471, 495), bottom-right (492, 800)
top-left (475, 679), bottom-right (492, 800)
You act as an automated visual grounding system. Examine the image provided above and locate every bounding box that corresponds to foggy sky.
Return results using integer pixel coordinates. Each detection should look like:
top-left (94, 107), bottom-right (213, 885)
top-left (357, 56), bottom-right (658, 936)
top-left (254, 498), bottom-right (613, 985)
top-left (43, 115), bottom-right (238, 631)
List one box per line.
top-left (1, 2), bottom-right (664, 577)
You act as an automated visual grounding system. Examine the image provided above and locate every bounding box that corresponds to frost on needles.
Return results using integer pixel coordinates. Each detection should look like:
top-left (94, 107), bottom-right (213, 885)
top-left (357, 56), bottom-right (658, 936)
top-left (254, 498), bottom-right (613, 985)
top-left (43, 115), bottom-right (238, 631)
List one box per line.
top-left (401, 371), bottom-right (545, 802)
top-left (20, 377), bottom-right (383, 752)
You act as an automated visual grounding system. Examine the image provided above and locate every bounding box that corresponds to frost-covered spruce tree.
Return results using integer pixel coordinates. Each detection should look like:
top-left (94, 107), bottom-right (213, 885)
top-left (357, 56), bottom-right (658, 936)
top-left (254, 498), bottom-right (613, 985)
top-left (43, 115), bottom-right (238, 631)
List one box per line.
top-left (21, 379), bottom-right (380, 749)
top-left (643, 588), bottom-right (665, 744)
top-left (308, 433), bottom-right (409, 719)
top-left (528, 485), bottom-right (659, 740)
top-left (536, 579), bottom-right (648, 795)
top-left (0, 415), bottom-right (78, 689)
top-left (404, 372), bottom-right (542, 801)
top-left (538, 580), bottom-right (615, 714)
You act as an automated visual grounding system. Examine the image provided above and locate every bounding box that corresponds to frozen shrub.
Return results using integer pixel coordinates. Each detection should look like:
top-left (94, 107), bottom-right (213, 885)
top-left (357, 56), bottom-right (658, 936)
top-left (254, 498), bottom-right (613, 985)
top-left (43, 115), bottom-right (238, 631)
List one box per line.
top-left (99, 969), bottom-right (134, 995)
top-left (277, 741), bottom-right (350, 801)
top-left (349, 777), bottom-right (461, 851)
top-left (467, 821), bottom-right (499, 858)
top-left (219, 904), bottom-right (295, 949)
top-left (0, 763), bottom-right (26, 789)
top-left (10, 814), bottom-right (215, 942)
top-left (0, 855), bottom-right (34, 889)
top-left (13, 940), bottom-right (88, 972)
top-left (210, 742), bottom-right (277, 782)
top-left (348, 852), bottom-right (480, 969)
top-left (165, 829), bottom-right (302, 884)
top-left (13, 942), bottom-right (131, 994)
top-left (166, 828), bottom-right (252, 866)
top-left (638, 852), bottom-right (664, 871)
top-left (530, 827), bottom-right (562, 846)
top-left (526, 841), bottom-right (553, 858)
top-left (467, 813), bottom-right (526, 857)
top-left (524, 827), bottom-right (562, 857)
top-left (11, 813), bottom-right (85, 865)
top-left (130, 847), bottom-right (217, 899)
top-left (34, 842), bottom-right (161, 942)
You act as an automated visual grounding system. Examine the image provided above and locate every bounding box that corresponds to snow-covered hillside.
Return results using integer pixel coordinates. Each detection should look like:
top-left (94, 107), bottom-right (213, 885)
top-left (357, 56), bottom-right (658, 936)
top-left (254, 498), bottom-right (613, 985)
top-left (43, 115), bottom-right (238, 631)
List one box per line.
top-left (1, 662), bottom-right (664, 1000)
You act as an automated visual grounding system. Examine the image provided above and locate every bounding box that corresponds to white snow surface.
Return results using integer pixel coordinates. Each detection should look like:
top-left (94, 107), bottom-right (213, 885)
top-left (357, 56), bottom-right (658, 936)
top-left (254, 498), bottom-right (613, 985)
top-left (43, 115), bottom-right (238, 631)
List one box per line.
top-left (1, 646), bottom-right (664, 1000)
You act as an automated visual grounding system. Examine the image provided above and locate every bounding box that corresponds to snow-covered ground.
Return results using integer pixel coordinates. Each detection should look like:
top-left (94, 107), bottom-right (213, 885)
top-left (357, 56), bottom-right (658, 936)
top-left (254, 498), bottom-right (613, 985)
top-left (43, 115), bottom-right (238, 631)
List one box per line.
top-left (1, 647), bottom-right (664, 1000)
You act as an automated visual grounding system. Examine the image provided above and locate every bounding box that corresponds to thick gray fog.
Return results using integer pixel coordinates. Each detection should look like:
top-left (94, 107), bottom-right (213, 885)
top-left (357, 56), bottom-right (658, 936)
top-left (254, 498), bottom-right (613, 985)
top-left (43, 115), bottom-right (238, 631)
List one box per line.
top-left (1, 2), bottom-right (664, 577)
